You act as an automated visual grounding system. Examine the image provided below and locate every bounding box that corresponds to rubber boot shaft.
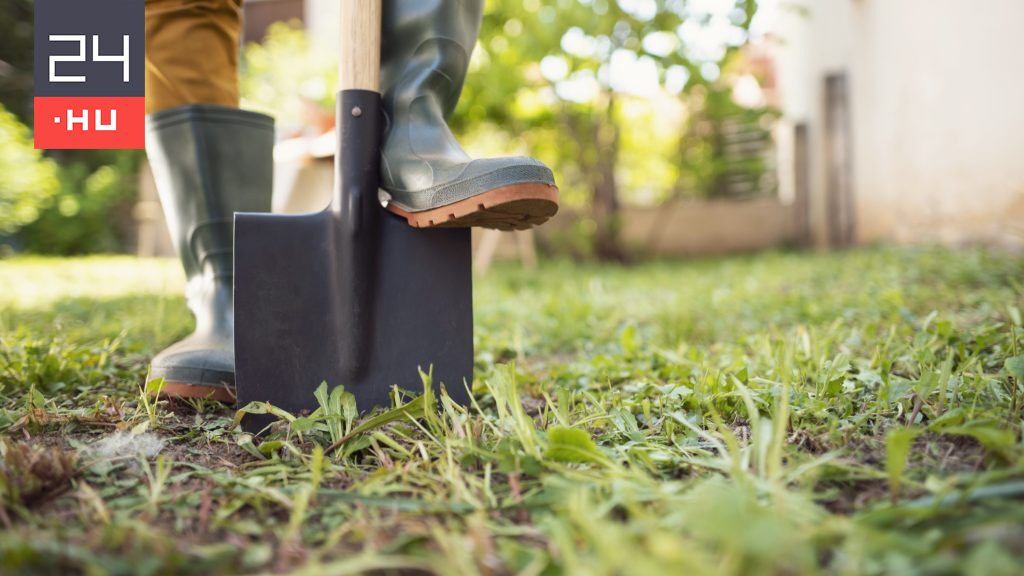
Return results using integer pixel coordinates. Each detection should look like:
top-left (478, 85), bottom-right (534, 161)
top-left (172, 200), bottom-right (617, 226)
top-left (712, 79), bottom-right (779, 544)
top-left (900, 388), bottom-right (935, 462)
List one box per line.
top-left (145, 105), bottom-right (273, 396)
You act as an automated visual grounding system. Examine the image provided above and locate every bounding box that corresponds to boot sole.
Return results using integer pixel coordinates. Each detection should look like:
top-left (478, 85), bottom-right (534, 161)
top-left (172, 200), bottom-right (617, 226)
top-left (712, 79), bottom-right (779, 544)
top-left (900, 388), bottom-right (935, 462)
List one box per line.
top-left (158, 381), bottom-right (236, 403)
top-left (147, 368), bottom-right (236, 403)
top-left (386, 183), bottom-right (559, 231)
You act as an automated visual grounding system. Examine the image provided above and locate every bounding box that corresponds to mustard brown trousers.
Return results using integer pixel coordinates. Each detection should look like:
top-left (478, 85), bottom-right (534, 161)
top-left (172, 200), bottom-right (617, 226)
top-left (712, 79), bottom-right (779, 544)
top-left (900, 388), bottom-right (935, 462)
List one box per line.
top-left (145, 0), bottom-right (241, 113)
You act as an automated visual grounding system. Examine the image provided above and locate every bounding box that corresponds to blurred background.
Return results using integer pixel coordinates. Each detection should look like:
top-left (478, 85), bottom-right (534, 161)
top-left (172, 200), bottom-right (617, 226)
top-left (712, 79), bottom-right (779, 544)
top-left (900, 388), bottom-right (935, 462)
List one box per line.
top-left (3, 0), bottom-right (1024, 265)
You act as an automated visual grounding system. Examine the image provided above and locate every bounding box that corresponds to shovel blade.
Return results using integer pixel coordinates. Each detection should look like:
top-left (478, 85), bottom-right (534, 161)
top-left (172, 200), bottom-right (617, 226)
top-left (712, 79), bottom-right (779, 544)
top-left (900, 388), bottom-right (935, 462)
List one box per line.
top-left (234, 209), bottom-right (472, 431)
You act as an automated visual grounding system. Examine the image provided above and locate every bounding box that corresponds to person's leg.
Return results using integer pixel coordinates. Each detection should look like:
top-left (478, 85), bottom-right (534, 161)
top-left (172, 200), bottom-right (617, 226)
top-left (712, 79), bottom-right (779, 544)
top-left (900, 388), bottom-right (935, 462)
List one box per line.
top-left (145, 0), bottom-right (241, 113)
top-left (379, 0), bottom-right (559, 230)
top-left (144, 0), bottom-right (273, 400)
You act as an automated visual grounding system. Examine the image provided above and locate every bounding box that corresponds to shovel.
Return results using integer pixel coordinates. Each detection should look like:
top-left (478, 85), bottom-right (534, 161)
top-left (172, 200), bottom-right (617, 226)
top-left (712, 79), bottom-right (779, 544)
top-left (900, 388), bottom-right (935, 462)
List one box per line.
top-left (233, 0), bottom-right (473, 430)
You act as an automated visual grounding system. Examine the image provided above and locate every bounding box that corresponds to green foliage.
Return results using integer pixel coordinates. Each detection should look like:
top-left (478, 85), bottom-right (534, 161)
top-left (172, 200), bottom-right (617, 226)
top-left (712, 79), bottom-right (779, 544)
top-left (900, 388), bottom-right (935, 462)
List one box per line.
top-left (0, 0), bottom-right (35, 123)
top-left (17, 149), bottom-right (142, 254)
top-left (676, 81), bottom-right (779, 199)
top-left (460, 0), bottom-right (764, 256)
top-left (234, 380), bottom-right (429, 459)
top-left (1, 247), bottom-right (1023, 573)
top-left (1005, 355), bottom-right (1024, 380)
top-left (0, 334), bottom-right (129, 397)
top-left (240, 21), bottom-right (338, 132)
top-left (885, 426), bottom-right (921, 498)
top-left (544, 426), bottom-right (606, 463)
top-left (311, 381), bottom-right (357, 445)
top-left (0, 105), bottom-right (59, 236)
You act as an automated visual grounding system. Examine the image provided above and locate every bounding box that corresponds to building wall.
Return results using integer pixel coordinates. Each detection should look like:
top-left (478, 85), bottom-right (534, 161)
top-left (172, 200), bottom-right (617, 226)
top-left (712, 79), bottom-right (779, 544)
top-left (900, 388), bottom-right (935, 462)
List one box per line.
top-left (617, 199), bottom-right (799, 256)
top-left (769, 0), bottom-right (1024, 248)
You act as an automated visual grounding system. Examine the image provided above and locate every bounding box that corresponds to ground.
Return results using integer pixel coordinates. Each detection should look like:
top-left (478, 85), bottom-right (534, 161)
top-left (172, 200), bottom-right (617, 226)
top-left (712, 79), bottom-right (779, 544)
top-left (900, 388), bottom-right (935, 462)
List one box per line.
top-left (1, 247), bottom-right (1023, 575)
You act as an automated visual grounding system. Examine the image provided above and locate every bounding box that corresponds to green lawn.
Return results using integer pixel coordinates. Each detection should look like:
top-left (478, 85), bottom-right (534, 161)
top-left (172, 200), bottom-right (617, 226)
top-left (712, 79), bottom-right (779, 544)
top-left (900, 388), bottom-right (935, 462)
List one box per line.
top-left (1, 248), bottom-right (1023, 575)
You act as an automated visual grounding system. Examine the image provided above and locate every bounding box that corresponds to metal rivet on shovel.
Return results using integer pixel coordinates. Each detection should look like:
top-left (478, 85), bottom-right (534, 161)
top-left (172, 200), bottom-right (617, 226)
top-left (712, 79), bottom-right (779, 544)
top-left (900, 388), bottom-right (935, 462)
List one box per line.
top-left (233, 0), bottom-right (473, 433)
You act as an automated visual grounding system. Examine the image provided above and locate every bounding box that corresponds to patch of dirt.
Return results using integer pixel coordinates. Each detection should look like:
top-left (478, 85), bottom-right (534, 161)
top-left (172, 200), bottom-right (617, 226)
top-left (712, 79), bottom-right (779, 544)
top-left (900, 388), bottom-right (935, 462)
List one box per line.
top-left (819, 478), bottom-right (891, 515)
top-left (913, 432), bottom-right (988, 474)
top-left (787, 428), bottom-right (832, 455)
top-left (814, 429), bottom-right (991, 515)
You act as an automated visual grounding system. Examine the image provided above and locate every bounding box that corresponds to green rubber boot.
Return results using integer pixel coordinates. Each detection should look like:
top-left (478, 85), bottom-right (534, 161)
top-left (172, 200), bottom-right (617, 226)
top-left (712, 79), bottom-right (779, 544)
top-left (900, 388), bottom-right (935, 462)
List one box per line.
top-left (145, 105), bottom-right (274, 401)
top-left (380, 0), bottom-right (559, 230)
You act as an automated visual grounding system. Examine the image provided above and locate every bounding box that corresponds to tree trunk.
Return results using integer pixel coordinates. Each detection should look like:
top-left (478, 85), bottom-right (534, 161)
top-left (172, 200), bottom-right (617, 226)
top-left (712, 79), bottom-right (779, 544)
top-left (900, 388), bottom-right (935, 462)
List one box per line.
top-left (591, 95), bottom-right (625, 262)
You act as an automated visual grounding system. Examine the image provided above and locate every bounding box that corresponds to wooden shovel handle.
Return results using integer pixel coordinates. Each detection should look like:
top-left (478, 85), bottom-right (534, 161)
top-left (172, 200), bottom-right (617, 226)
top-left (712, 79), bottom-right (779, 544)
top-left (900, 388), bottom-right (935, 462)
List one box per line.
top-left (339, 0), bottom-right (381, 92)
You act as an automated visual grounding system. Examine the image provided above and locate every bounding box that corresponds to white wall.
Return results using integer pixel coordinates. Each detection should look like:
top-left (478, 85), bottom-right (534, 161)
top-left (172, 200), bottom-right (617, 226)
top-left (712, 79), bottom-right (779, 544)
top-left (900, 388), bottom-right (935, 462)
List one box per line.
top-left (769, 0), bottom-right (1024, 247)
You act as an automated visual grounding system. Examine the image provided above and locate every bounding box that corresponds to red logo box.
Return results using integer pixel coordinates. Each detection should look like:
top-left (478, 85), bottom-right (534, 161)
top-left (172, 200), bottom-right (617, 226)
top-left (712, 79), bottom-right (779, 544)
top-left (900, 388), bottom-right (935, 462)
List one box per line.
top-left (34, 96), bottom-right (145, 149)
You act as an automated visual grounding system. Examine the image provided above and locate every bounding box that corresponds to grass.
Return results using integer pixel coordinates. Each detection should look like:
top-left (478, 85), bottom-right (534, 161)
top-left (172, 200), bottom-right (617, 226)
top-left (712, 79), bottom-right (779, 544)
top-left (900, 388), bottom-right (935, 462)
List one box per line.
top-left (1, 247), bottom-right (1023, 575)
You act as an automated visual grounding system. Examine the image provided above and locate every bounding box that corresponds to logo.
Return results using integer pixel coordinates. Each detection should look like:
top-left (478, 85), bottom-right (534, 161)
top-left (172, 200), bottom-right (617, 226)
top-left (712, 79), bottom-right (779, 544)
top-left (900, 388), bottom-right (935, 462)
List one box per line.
top-left (34, 0), bottom-right (145, 149)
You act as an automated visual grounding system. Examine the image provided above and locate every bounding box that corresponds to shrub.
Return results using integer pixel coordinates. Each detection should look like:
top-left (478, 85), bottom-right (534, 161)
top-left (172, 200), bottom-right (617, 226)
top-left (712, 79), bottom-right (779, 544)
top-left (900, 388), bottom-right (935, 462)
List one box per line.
top-left (0, 104), bottom-right (59, 238)
top-left (17, 150), bottom-right (141, 255)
